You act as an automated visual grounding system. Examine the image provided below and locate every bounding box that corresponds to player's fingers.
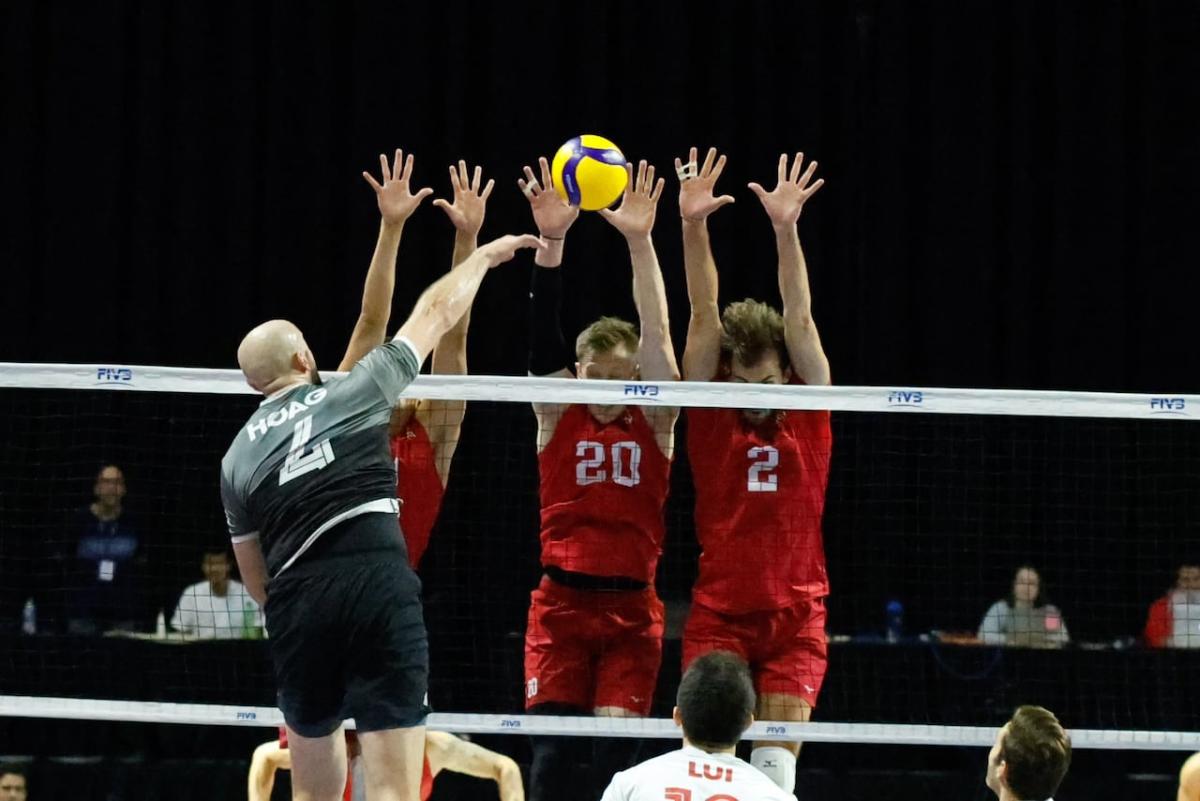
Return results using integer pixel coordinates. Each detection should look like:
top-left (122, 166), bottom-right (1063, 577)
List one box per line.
top-left (790, 152), bottom-right (805, 183)
top-left (363, 171), bottom-right (383, 191)
top-left (414, 187), bottom-right (433, 201)
top-left (393, 149), bottom-right (405, 181)
top-left (689, 146), bottom-right (698, 169)
top-left (804, 177), bottom-right (825, 197)
top-left (651, 177), bottom-right (666, 203)
top-left (777, 153), bottom-right (788, 185)
top-left (449, 164), bottom-right (461, 192)
top-left (635, 160), bottom-right (647, 193)
top-left (458, 159), bottom-right (468, 190)
top-left (432, 198), bottom-right (450, 211)
top-left (747, 182), bottom-right (767, 200)
top-left (539, 156), bottom-right (553, 188)
top-left (646, 164), bottom-right (656, 192)
top-left (403, 153), bottom-right (415, 183)
top-left (472, 164), bottom-right (483, 193)
top-left (701, 146), bottom-right (718, 177)
top-left (481, 178), bottom-right (495, 201)
top-left (711, 154), bottom-right (728, 182)
top-left (799, 159), bottom-right (819, 187)
top-left (379, 153), bottom-right (391, 182)
top-left (716, 194), bottom-right (737, 207)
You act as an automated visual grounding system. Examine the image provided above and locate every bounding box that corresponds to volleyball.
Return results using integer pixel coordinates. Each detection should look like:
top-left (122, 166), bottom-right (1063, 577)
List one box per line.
top-left (550, 134), bottom-right (629, 211)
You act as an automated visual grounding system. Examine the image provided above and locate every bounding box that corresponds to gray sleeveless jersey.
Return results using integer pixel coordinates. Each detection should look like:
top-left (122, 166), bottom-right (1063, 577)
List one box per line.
top-left (220, 339), bottom-right (420, 577)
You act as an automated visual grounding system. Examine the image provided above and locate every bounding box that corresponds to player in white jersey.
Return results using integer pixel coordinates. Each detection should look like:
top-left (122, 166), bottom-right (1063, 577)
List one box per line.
top-left (601, 651), bottom-right (794, 801)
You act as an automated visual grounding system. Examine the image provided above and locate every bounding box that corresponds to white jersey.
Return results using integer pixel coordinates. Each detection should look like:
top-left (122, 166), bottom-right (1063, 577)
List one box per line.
top-left (170, 579), bottom-right (262, 639)
top-left (601, 745), bottom-right (796, 801)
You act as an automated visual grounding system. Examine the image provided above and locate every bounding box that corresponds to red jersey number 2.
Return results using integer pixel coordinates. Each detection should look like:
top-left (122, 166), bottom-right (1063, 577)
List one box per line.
top-left (576, 440), bottom-right (642, 487)
top-left (747, 445), bottom-right (778, 492)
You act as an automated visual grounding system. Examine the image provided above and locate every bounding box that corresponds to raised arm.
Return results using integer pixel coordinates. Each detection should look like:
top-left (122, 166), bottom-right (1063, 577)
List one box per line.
top-left (748, 152), bottom-right (830, 386)
top-left (338, 149), bottom-right (434, 371)
top-left (422, 161), bottom-right (495, 483)
top-left (519, 156), bottom-right (580, 449)
top-left (677, 146), bottom-right (736, 381)
top-left (599, 160), bottom-right (678, 383)
top-left (425, 730), bottom-right (524, 801)
top-left (396, 234), bottom-right (545, 364)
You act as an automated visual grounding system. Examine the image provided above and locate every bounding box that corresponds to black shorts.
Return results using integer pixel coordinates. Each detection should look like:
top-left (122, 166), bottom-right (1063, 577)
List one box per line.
top-left (265, 512), bottom-right (429, 737)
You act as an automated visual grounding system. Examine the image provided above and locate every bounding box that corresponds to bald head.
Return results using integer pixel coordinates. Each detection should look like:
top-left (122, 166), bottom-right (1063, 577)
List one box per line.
top-left (237, 320), bottom-right (317, 395)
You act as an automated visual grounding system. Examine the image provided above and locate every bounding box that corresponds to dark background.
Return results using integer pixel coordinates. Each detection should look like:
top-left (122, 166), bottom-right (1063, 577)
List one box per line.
top-left (2, 1), bottom-right (1199, 799)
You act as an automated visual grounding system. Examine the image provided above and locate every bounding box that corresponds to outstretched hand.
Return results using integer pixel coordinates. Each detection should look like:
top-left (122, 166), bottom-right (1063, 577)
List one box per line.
top-left (676, 146), bottom-right (736, 222)
top-left (476, 234), bottom-right (546, 268)
top-left (748, 152), bottom-right (824, 229)
top-left (362, 149), bottom-right (434, 225)
top-left (433, 160), bottom-right (494, 235)
top-left (517, 157), bottom-right (579, 239)
top-left (599, 160), bottom-right (666, 239)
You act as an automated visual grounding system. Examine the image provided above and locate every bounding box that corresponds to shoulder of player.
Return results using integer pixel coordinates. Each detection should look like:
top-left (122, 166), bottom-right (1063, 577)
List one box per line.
top-left (728, 756), bottom-right (795, 798)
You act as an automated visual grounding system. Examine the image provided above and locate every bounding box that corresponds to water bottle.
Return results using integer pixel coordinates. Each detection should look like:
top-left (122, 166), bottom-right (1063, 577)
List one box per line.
top-left (242, 600), bottom-right (261, 640)
top-left (21, 598), bottom-right (36, 635)
top-left (885, 599), bottom-right (904, 643)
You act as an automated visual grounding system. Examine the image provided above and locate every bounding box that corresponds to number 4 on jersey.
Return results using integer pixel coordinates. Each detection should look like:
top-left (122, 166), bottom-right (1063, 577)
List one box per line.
top-left (279, 416), bottom-right (335, 485)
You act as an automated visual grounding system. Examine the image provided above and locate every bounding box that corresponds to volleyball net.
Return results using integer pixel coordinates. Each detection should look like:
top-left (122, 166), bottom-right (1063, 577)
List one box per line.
top-left (0, 362), bottom-right (1197, 750)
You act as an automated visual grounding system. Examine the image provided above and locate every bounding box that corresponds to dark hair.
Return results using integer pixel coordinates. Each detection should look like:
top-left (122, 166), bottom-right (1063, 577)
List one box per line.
top-left (676, 651), bottom-right (755, 749)
top-left (1005, 565), bottom-right (1048, 609)
top-left (999, 706), bottom-right (1072, 800)
top-left (201, 547), bottom-right (230, 561)
top-left (720, 299), bottom-right (789, 371)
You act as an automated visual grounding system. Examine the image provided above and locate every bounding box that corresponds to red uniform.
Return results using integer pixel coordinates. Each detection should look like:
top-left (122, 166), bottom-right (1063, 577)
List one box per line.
top-left (277, 727), bottom-right (434, 801)
top-left (682, 399), bottom-right (833, 705)
top-left (391, 417), bottom-right (444, 569)
top-left (525, 404), bottom-right (670, 714)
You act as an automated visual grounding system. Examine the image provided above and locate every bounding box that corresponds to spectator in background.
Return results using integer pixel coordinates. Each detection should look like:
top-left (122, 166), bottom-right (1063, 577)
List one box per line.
top-left (1144, 564), bottom-right (1200, 649)
top-left (170, 549), bottom-right (262, 639)
top-left (978, 566), bottom-right (1069, 648)
top-left (0, 768), bottom-right (27, 801)
top-left (62, 465), bottom-right (147, 635)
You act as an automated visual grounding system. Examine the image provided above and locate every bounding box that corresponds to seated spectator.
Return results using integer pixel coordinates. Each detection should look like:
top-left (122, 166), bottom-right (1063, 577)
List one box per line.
top-left (978, 566), bottom-right (1069, 648)
top-left (62, 465), bottom-right (147, 635)
top-left (0, 768), bottom-right (27, 801)
top-left (1143, 563), bottom-right (1200, 648)
top-left (170, 548), bottom-right (262, 639)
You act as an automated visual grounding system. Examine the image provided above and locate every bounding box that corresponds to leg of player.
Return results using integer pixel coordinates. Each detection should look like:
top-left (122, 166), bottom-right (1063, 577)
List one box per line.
top-left (357, 726), bottom-right (427, 801)
top-left (285, 725), bottom-right (348, 801)
top-left (528, 702), bottom-right (590, 801)
top-left (751, 693), bottom-right (808, 794)
top-left (592, 706), bottom-right (642, 801)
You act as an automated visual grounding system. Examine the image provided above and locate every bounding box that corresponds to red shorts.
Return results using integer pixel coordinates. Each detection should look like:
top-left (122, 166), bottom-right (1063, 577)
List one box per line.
top-left (682, 597), bottom-right (828, 708)
top-left (524, 575), bottom-right (664, 715)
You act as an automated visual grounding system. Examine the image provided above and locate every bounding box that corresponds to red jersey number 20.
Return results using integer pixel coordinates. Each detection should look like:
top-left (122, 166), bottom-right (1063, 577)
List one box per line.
top-left (576, 440), bottom-right (642, 487)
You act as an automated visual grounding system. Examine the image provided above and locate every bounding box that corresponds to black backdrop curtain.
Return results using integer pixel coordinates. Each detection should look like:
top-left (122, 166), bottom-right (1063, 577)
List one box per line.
top-left (3, 0), bottom-right (1198, 392)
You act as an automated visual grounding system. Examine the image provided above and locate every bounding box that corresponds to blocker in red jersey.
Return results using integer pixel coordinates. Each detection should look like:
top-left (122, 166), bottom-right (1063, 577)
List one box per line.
top-left (520, 157), bottom-right (680, 801)
top-left (675, 146), bottom-right (830, 795)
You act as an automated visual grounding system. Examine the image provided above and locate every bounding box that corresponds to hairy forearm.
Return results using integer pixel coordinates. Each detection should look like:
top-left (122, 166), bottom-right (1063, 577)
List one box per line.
top-left (628, 235), bottom-right (678, 379)
top-left (776, 224), bottom-right (814, 324)
top-left (681, 219), bottom-right (719, 313)
top-left (397, 254), bottom-right (490, 361)
top-left (432, 230), bottom-right (478, 375)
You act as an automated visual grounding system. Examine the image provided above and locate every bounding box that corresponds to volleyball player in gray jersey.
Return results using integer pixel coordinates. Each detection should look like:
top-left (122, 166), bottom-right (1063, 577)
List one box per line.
top-left (222, 229), bottom-right (542, 801)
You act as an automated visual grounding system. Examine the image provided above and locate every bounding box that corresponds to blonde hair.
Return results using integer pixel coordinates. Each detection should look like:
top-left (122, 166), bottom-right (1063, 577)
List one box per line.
top-left (575, 316), bottom-right (639, 362)
top-left (720, 299), bottom-right (788, 368)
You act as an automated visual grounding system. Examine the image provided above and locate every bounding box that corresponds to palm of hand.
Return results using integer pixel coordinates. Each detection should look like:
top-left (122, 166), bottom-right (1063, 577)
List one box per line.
top-left (679, 179), bottom-right (723, 220)
top-left (377, 181), bottom-right (422, 222)
top-left (758, 184), bottom-right (807, 226)
top-left (531, 193), bottom-right (578, 236)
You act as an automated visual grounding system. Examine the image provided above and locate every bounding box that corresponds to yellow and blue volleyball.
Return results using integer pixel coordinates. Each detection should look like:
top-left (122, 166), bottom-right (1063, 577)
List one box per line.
top-left (551, 134), bottom-right (628, 211)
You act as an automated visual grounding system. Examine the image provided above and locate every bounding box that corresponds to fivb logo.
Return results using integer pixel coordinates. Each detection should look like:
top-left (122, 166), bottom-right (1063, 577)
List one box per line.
top-left (234, 711), bottom-right (257, 721)
top-left (96, 367), bottom-right (133, 384)
top-left (623, 384), bottom-right (661, 400)
top-left (887, 390), bottom-right (923, 407)
top-left (1149, 397), bottom-right (1187, 416)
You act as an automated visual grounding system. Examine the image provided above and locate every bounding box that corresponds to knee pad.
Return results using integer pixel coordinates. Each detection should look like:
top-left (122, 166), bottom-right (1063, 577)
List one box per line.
top-left (751, 746), bottom-right (797, 793)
